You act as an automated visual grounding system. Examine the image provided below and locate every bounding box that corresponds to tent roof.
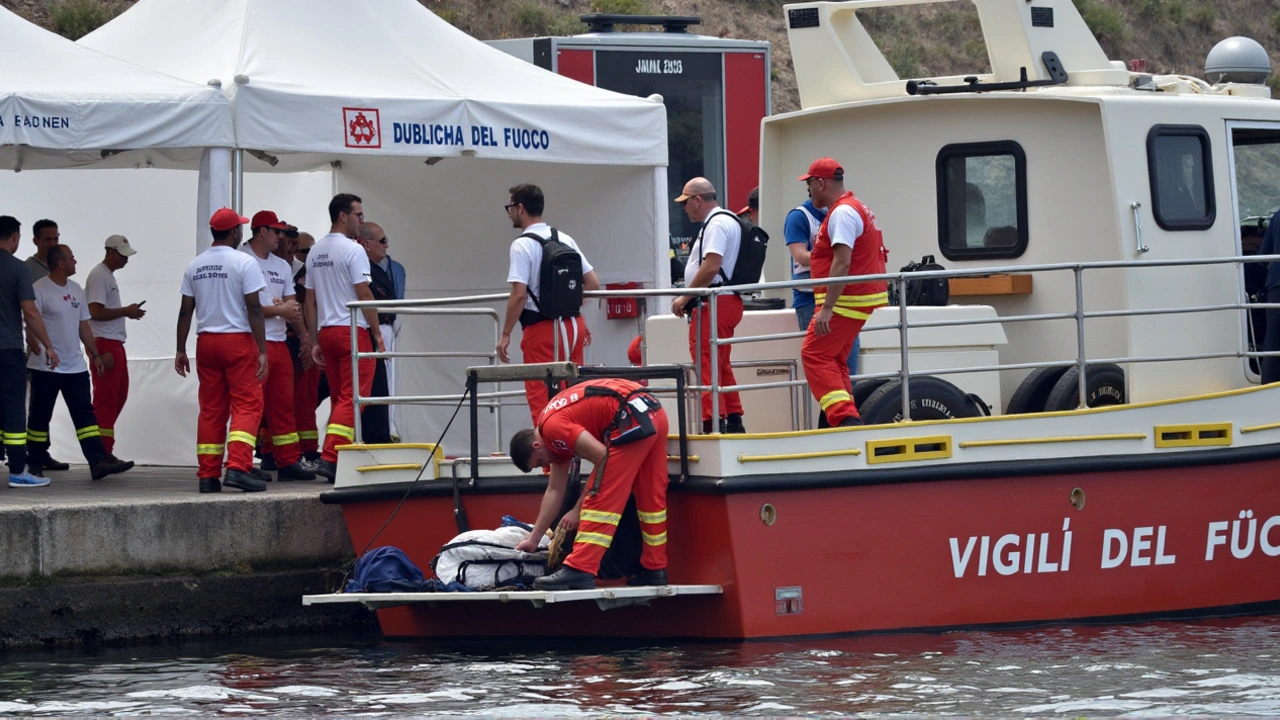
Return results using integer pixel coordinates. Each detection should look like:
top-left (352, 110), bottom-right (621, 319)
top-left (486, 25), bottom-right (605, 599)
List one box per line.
top-left (0, 5), bottom-right (233, 171)
top-left (81, 0), bottom-right (668, 168)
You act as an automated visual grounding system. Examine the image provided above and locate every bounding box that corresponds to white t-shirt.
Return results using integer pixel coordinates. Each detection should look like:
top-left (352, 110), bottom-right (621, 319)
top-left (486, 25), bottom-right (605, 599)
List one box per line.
top-left (684, 209), bottom-right (742, 287)
top-left (305, 233), bottom-right (372, 329)
top-left (506, 223), bottom-right (594, 313)
top-left (84, 262), bottom-right (126, 342)
top-left (828, 204), bottom-right (866, 250)
top-left (28, 276), bottom-right (90, 374)
top-left (244, 248), bottom-right (295, 342)
top-left (180, 245), bottom-right (267, 335)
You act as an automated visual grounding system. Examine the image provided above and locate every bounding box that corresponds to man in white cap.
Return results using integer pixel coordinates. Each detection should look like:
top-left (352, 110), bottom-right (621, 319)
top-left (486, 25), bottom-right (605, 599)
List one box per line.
top-left (85, 234), bottom-right (145, 462)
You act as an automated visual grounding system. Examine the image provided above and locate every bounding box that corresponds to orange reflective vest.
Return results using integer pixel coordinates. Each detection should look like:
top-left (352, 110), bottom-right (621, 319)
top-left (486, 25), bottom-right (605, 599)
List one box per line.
top-left (811, 192), bottom-right (889, 320)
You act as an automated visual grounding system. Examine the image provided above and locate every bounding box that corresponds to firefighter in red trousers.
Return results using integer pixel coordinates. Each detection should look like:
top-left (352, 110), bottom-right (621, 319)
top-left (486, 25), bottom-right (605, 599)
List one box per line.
top-left (303, 194), bottom-right (384, 481)
top-left (175, 208), bottom-right (270, 494)
top-left (800, 158), bottom-right (889, 427)
top-left (511, 378), bottom-right (669, 590)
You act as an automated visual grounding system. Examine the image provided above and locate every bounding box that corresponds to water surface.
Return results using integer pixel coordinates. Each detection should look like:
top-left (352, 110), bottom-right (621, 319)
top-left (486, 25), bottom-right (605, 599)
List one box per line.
top-left (4, 616), bottom-right (1280, 715)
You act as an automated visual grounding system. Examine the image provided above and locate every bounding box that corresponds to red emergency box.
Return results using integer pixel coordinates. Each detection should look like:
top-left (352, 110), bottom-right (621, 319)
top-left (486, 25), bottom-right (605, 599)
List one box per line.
top-left (604, 281), bottom-right (642, 319)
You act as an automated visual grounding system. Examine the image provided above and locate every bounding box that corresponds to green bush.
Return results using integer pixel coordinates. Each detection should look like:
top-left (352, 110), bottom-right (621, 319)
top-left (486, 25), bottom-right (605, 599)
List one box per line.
top-left (1165, 0), bottom-right (1186, 24)
top-left (1073, 0), bottom-right (1131, 45)
top-left (50, 0), bottom-right (116, 40)
top-left (513, 2), bottom-right (551, 34)
top-left (884, 40), bottom-right (924, 79)
top-left (589, 0), bottom-right (650, 14)
top-left (1190, 3), bottom-right (1214, 31)
top-left (1136, 0), bottom-right (1164, 18)
top-left (1272, 10), bottom-right (1280, 35)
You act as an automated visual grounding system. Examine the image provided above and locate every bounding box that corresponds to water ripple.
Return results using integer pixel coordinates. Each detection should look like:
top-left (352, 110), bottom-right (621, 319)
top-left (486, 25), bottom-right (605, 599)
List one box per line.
top-left (3, 617), bottom-right (1280, 715)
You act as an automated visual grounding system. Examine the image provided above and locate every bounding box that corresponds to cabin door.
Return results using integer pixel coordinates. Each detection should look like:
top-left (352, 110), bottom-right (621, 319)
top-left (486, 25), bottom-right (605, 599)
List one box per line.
top-left (1226, 122), bottom-right (1280, 383)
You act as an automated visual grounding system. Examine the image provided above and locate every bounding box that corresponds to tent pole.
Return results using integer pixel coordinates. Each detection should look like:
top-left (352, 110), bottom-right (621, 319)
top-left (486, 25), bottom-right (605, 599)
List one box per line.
top-left (231, 149), bottom-right (244, 213)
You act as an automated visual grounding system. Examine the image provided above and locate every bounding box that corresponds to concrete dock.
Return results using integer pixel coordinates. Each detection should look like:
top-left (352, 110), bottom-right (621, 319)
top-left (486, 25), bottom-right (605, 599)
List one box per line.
top-left (0, 466), bottom-right (376, 649)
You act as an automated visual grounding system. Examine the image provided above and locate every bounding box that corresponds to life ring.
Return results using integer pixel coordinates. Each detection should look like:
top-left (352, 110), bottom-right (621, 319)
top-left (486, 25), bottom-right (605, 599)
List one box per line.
top-left (1042, 364), bottom-right (1126, 412)
top-left (857, 376), bottom-right (980, 425)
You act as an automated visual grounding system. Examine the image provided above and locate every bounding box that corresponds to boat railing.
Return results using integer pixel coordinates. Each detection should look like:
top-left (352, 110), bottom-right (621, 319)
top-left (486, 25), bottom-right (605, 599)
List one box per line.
top-left (344, 254), bottom-right (1280, 444)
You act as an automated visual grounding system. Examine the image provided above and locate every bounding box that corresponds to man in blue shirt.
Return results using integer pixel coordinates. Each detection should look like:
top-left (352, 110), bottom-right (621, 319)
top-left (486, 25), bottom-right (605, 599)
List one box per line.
top-left (785, 197), bottom-right (860, 378)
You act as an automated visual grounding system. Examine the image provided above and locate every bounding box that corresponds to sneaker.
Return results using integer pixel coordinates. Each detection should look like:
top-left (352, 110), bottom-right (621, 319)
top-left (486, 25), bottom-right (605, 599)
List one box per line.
top-left (43, 457), bottom-right (70, 472)
top-left (315, 460), bottom-right (336, 482)
top-left (9, 471), bottom-right (51, 488)
top-left (249, 466), bottom-right (273, 483)
top-left (276, 461), bottom-right (317, 481)
top-left (626, 568), bottom-right (668, 587)
top-left (260, 454), bottom-right (277, 472)
top-left (223, 468), bottom-right (267, 492)
top-left (198, 477), bottom-right (222, 493)
top-left (90, 457), bottom-right (134, 480)
top-left (533, 566), bottom-right (596, 591)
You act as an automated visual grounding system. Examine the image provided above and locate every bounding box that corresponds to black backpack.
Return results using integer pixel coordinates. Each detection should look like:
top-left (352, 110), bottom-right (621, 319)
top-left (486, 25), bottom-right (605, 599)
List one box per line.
top-left (888, 254), bottom-right (950, 307)
top-left (699, 210), bottom-right (770, 288)
top-left (522, 228), bottom-right (584, 319)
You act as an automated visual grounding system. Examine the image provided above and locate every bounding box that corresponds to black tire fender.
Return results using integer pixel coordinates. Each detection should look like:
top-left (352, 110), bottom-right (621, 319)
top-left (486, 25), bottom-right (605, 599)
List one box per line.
top-left (852, 378), bottom-right (892, 410)
top-left (858, 376), bottom-right (981, 425)
top-left (1043, 364), bottom-right (1126, 412)
top-left (1005, 366), bottom-right (1070, 415)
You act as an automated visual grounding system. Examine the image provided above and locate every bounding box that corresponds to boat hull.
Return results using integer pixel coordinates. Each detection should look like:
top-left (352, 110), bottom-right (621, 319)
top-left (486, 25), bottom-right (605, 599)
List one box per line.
top-left (332, 452), bottom-right (1280, 639)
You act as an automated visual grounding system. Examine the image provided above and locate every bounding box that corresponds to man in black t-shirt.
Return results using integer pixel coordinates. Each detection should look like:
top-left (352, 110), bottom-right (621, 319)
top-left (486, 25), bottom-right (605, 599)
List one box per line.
top-left (0, 216), bottom-right (60, 487)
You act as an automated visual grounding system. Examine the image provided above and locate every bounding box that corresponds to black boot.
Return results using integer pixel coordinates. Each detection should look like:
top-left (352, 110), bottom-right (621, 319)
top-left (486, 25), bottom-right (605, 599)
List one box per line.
top-left (223, 468), bottom-right (267, 492)
top-left (316, 460), bottom-right (336, 482)
top-left (725, 414), bottom-right (746, 434)
top-left (249, 466), bottom-right (273, 482)
top-left (701, 418), bottom-right (714, 434)
top-left (837, 416), bottom-right (863, 427)
top-left (90, 456), bottom-right (133, 480)
top-left (198, 477), bottom-right (222, 493)
top-left (260, 453), bottom-right (277, 472)
top-left (534, 566), bottom-right (596, 590)
top-left (277, 462), bottom-right (317, 481)
top-left (627, 568), bottom-right (668, 587)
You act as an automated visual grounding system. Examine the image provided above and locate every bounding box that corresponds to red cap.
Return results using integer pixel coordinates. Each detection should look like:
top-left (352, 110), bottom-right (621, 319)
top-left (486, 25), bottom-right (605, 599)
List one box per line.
top-left (209, 208), bottom-right (250, 232)
top-left (798, 157), bottom-right (844, 182)
top-left (251, 210), bottom-right (288, 231)
top-left (627, 336), bottom-right (643, 366)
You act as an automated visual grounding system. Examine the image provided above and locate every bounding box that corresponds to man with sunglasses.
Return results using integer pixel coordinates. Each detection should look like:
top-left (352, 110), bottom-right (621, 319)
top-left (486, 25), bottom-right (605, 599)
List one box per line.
top-left (498, 183), bottom-right (600, 425)
top-left (359, 222), bottom-right (395, 444)
top-left (671, 177), bottom-right (746, 434)
top-left (243, 211), bottom-right (315, 481)
top-left (304, 193), bottom-right (383, 480)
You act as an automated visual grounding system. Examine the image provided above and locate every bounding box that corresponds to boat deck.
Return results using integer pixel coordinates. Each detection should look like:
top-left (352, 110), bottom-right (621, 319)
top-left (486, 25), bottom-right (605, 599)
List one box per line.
top-left (303, 584), bottom-right (723, 610)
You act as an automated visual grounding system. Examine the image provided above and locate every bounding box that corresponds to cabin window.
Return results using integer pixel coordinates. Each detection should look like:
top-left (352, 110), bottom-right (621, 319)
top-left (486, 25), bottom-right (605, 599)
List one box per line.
top-left (936, 141), bottom-right (1028, 260)
top-left (1147, 125), bottom-right (1216, 231)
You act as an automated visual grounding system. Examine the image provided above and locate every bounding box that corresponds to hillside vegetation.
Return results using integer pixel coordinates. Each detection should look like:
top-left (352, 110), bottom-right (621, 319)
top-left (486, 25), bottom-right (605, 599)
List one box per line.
top-left (6, 0), bottom-right (1280, 114)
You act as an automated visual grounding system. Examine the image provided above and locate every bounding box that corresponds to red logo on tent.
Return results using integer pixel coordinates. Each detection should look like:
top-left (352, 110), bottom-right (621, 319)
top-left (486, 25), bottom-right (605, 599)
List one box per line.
top-left (343, 107), bottom-right (381, 149)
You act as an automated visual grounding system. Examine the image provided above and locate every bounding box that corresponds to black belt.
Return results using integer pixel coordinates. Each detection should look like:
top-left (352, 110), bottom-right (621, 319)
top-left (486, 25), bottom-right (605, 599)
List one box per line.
top-left (519, 309), bottom-right (580, 329)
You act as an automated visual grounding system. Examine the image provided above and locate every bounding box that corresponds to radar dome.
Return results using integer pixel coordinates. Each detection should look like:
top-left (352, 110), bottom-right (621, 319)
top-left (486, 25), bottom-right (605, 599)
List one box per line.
top-left (1205, 37), bottom-right (1271, 85)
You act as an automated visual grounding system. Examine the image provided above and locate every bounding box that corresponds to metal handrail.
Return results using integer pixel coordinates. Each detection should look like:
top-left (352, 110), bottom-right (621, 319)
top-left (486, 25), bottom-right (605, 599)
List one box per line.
top-left (345, 252), bottom-right (1277, 446)
top-left (351, 307), bottom-right (502, 446)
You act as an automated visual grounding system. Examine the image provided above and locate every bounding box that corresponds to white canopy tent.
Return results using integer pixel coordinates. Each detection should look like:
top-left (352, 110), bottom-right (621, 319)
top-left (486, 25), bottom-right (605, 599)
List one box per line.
top-left (27, 0), bottom-right (671, 465)
top-left (0, 4), bottom-right (232, 170)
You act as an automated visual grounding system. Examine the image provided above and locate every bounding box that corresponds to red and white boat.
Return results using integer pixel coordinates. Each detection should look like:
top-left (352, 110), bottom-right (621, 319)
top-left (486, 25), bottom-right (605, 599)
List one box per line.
top-left (306, 0), bottom-right (1280, 639)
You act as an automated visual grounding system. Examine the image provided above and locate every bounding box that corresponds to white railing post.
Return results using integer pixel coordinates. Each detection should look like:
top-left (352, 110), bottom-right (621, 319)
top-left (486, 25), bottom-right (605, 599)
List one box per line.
top-left (897, 276), bottom-right (911, 422)
top-left (709, 289), bottom-right (720, 431)
top-left (1074, 266), bottom-right (1088, 408)
top-left (351, 306), bottom-right (362, 443)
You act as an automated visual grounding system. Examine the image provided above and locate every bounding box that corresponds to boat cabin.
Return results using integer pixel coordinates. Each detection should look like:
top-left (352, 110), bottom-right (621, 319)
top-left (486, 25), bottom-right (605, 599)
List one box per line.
top-left (757, 0), bottom-right (1279, 408)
